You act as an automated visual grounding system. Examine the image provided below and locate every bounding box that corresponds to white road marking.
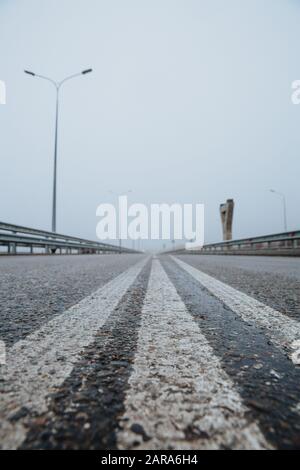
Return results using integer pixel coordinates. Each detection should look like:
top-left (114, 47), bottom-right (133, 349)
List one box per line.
top-left (291, 341), bottom-right (300, 365)
top-left (0, 341), bottom-right (6, 365)
top-left (117, 259), bottom-right (270, 450)
top-left (172, 256), bottom-right (300, 360)
top-left (0, 257), bottom-right (148, 450)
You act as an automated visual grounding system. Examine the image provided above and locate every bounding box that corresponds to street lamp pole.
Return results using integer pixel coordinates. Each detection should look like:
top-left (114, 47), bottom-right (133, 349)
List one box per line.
top-left (270, 189), bottom-right (288, 232)
top-left (25, 68), bottom-right (93, 232)
top-left (53, 88), bottom-right (59, 233)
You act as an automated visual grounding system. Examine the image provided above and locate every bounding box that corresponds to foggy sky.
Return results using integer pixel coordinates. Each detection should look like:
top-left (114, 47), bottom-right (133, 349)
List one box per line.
top-left (0, 0), bottom-right (299, 250)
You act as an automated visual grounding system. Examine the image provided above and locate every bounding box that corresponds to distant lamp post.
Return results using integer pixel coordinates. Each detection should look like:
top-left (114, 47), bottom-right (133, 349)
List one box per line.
top-left (25, 68), bottom-right (93, 233)
top-left (270, 189), bottom-right (288, 232)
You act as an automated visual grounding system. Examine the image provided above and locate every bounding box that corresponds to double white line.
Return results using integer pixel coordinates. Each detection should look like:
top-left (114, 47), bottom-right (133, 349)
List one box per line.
top-left (2, 255), bottom-right (296, 450)
top-left (117, 259), bottom-right (270, 450)
top-left (0, 258), bottom-right (148, 450)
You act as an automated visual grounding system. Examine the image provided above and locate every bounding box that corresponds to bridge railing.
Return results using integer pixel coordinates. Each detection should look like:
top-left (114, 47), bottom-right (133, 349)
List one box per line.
top-left (0, 221), bottom-right (136, 255)
top-left (169, 230), bottom-right (300, 256)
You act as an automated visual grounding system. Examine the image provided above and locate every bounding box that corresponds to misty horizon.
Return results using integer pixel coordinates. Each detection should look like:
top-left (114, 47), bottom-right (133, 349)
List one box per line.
top-left (1, 0), bottom-right (299, 250)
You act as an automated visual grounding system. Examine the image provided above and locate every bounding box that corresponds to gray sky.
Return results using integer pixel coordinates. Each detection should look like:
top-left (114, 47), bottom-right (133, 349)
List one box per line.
top-left (0, 0), bottom-right (299, 249)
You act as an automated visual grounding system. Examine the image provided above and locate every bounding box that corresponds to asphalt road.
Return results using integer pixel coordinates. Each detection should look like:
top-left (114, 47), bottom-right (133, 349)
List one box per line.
top-left (176, 255), bottom-right (300, 321)
top-left (0, 254), bottom-right (300, 450)
top-left (0, 254), bottom-right (143, 347)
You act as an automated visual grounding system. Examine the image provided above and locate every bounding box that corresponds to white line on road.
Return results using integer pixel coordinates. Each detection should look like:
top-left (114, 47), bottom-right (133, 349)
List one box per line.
top-left (0, 257), bottom-right (148, 450)
top-left (117, 259), bottom-right (270, 450)
top-left (172, 256), bottom-right (300, 362)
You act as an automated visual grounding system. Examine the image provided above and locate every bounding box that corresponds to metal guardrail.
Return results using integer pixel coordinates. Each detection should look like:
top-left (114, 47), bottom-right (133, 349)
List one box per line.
top-left (0, 221), bottom-right (137, 255)
top-left (168, 230), bottom-right (300, 257)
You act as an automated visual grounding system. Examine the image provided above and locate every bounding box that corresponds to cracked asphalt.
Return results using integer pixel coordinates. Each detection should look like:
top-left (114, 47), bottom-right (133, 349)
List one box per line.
top-left (0, 253), bottom-right (300, 450)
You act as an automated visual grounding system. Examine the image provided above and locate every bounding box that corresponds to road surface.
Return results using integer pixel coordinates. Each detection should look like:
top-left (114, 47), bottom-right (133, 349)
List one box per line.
top-left (0, 254), bottom-right (300, 450)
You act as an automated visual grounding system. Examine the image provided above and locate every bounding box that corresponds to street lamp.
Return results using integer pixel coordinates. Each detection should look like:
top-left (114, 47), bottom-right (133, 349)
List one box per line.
top-left (108, 190), bottom-right (132, 250)
top-left (270, 189), bottom-right (288, 232)
top-left (24, 68), bottom-right (93, 232)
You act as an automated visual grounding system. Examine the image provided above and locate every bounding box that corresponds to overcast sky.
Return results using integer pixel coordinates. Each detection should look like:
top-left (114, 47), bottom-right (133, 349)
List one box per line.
top-left (0, 0), bottom-right (299, 249)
